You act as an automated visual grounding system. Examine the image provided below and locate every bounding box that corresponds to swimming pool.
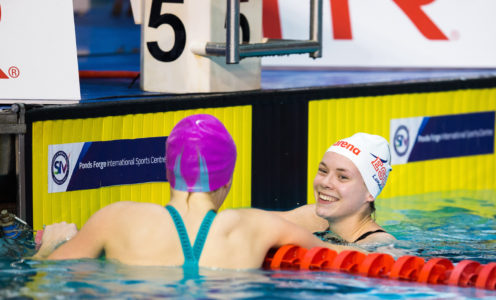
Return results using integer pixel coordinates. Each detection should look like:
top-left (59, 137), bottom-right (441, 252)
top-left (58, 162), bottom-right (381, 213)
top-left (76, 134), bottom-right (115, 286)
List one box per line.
top-left (1, 190), bottom-right (495, 299)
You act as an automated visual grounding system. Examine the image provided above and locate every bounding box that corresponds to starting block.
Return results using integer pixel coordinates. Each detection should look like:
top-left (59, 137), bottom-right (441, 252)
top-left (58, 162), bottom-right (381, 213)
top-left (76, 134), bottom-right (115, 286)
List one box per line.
top-left (135, 0), bottom-right (323, 93)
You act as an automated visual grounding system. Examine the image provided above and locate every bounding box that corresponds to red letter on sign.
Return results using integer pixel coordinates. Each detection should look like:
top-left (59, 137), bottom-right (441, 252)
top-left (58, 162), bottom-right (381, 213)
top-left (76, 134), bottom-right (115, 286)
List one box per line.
top-left (393, 0), bottom-right (448, 40)
top-left (330, 0), bottom-right (352, 39)
top-left (0, 69), bottom-right (8, 79)
top-left (263, 0), bottom-right (282, 39)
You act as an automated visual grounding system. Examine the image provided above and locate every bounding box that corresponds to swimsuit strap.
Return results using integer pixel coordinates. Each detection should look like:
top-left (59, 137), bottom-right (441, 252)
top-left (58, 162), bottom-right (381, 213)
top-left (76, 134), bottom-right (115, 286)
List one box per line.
top-left (353, 229), bottom-right (386, 243)
top-left (166, 205), bottom-right (195, 263)
top-left (192, 210), bottom-right (216, 259)
top-left (165, 206), bottom-right (216, 265)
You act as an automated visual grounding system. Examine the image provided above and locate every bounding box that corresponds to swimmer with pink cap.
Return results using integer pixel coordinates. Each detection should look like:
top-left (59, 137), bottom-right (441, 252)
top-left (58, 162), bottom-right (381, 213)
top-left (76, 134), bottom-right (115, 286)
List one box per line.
top-left (34, 114), bottom-right (365, 267)
top-left (278, 133), bottom-right (397, 247)
top-left (166, 114), bottom-right (236, 193)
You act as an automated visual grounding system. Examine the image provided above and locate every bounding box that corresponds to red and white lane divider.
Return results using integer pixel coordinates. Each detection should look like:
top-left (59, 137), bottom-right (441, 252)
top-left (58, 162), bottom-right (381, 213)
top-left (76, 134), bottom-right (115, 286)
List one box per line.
top-left (263, 245), bottom-right (496, 291)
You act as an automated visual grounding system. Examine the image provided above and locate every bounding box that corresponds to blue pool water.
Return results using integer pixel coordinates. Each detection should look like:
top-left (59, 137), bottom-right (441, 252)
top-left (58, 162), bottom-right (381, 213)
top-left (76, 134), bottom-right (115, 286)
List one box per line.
top-left (1, 191), bottom-right (495, 299)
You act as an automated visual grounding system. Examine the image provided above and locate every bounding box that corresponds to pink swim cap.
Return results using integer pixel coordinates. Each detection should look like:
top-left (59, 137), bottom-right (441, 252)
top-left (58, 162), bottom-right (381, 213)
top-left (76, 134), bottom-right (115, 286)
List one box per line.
top-left (166, 114), bottom-right (237, 192)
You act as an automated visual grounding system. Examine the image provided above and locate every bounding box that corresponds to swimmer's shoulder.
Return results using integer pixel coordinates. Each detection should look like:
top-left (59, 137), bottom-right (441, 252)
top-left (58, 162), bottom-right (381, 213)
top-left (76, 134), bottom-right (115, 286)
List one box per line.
top-left (95, 201), bottom-right (164, 214)
top-left (275, 204), bottom-right (329, 232)
top-left (213, 208), bottom-right (267, 239)
top-left (217, 207), bottom-right (273, 223)
top-left (89, 201), bottom-right (167, 226)
top-left (216, 208), bottom-right (288, 233)
top-left (355, 231), bottom-right (396, 245)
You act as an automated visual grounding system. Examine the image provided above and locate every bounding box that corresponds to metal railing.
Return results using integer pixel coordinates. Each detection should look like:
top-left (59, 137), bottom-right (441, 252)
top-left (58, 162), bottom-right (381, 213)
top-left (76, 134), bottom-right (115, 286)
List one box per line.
top-left (192, 0), bottom-right (323, 64)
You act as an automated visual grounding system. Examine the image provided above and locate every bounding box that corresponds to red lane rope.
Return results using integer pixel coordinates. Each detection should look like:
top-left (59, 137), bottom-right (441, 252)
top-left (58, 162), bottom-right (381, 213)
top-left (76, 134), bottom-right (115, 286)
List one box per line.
top-left (79, 70), bottom-right (139, 79)
top-left (34, 230), bottom-right (496, 290)
top-left (264, 245), bottom-right (496, 291)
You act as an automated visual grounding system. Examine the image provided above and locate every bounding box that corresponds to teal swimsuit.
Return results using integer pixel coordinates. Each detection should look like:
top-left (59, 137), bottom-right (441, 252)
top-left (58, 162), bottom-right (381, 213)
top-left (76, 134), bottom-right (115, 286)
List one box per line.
top-left (165, 205), bottom-right (216, 269)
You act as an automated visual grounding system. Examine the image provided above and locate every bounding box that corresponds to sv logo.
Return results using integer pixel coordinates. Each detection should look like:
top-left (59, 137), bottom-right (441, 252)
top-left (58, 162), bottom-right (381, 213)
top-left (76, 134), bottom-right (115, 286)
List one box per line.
top-left (53, 160), bottom-right (68, 175)
top-left (51, 151), bottom-right (70, 185)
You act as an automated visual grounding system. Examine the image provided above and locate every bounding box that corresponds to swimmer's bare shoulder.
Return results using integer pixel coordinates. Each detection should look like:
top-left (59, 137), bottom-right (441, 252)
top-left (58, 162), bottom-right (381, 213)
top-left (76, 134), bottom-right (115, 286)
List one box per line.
top-left (215, 208), bottom-right (280, 240)
top-left (44, 201), bottom-right (167, 260)
top-left (215, 208), bottom-right (357, 254)
top-left (356, 231), bottom-right (396, 245)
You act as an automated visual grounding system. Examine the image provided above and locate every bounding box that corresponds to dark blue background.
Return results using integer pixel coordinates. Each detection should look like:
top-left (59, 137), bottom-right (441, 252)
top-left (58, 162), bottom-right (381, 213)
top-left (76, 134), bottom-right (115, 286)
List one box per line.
top-left (409, 111), bottom-right (495, 162)
top-left (67, 136), bottom-right (167, 191)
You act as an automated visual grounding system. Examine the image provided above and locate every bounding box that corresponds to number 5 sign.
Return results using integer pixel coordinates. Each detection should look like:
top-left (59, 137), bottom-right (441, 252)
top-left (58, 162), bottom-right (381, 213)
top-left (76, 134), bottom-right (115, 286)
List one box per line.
top-left (139, 0), bottom-right (263, 93)
top-left (0, 0), bottom-right (80, 103)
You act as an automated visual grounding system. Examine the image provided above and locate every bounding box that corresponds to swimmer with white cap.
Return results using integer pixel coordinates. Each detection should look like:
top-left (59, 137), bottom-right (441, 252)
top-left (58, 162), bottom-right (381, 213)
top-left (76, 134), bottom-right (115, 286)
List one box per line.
top-left (33, 114), bottom-right (365, 268)
top-left (277, 133), bottom-right (396, 245)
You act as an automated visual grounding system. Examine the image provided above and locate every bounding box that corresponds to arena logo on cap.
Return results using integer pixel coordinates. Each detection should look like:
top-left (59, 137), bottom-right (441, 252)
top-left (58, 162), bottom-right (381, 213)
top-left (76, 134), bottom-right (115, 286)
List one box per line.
top-left (51, 151), bottom-right (70, 185)
top-left (333, 140), bottom-right (361, 155)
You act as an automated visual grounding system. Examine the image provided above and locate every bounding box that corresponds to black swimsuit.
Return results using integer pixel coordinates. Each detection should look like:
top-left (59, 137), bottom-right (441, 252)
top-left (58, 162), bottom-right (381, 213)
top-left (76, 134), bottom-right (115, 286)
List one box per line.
top-left (316, 228), bottom-right (386, 244)
top-left (353, 229), bottom-right (386, 243)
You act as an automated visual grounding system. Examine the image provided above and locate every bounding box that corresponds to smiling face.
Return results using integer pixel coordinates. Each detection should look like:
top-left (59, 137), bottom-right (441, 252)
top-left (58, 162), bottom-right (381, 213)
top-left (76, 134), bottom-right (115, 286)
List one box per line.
top-left (313, 151), bottom-right (374, 221)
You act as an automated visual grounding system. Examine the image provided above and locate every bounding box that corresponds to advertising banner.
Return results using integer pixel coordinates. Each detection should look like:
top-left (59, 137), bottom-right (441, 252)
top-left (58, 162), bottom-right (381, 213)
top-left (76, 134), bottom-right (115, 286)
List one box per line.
top-left (262, 0), bottom-right (496, 68)
top-left (0, 0), bottom-right (80, 102)
top-left (390, 112), bottom-right (495, 165)
top-left (48, 137), bottom-right (167, 193)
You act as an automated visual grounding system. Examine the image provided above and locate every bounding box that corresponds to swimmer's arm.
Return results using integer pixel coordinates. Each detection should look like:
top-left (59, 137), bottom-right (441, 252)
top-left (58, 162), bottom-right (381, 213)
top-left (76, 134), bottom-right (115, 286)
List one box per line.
top-left (31, 222), bottom-right (78, 260)
top-left (272, 204), bottom-right (329, 233)
top-left (253, 209), bottom-right (367, 254)
top-left (33, 207), bottom-right (111, 260)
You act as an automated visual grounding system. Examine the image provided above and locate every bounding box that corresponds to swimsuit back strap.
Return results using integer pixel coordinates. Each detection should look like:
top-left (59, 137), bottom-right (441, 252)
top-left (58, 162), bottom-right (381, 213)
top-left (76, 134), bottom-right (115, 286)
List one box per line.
top-left (353, 229), bottom-right (386, 243)
top-left (166, 206), bottom-right (217, 265)
top-left (166, 205), bottom-right (195, 263)
top-left (192, 210), bottom-right (216, 260)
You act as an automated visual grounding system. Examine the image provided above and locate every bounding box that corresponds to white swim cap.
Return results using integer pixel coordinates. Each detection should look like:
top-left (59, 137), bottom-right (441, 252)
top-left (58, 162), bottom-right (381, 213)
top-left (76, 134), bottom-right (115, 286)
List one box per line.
top-left (327, 133), bottom-right (392, 199)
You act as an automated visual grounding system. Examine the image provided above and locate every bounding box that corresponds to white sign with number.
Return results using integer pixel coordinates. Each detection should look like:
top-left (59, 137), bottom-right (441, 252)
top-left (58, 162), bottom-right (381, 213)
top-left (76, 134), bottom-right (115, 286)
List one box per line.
top-left (140, 0), bottom-right (262, 93)
top-left (0, 0), bottom-right (80, 103)
top-left (262, 0), bottom-right (496, 68)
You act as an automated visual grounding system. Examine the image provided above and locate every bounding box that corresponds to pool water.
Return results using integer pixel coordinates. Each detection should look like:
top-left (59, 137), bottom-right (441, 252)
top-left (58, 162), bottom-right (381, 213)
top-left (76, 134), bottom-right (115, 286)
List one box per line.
top-left (1, 190), bottom-right (495, 299)
top-left (376, 190), bottom-right (496, 265)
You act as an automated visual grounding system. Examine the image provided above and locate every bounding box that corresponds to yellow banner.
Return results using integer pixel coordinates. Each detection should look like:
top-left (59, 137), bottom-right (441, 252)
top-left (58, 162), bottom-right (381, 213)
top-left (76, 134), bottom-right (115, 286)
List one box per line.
top-left (308, 88), bottom-right (496, 206)
top-left (32, 107), bottom-right (252, 230)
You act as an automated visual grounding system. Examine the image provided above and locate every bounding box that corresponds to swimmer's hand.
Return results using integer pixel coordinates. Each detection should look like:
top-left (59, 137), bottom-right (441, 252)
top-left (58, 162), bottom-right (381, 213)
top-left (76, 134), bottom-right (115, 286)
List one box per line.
top-left (31, 222), bottom-right (78, 260)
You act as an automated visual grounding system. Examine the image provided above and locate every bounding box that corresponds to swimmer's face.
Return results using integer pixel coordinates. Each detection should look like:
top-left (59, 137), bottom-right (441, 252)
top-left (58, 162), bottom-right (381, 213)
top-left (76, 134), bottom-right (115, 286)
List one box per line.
top-left (313, 151), bottom-right (373, 221)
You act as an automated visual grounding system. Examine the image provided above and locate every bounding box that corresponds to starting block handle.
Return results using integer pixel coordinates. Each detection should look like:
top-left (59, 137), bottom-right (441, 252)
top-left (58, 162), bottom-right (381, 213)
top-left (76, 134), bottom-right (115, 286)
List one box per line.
top-left (199, 0), bottom-right (323, 64)
top-left (310, 0), bottom-right (322, 58)
top-left (227, 0), bottom-right (240, 64)
top-left (198, 39), bottom-right (321, 58)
